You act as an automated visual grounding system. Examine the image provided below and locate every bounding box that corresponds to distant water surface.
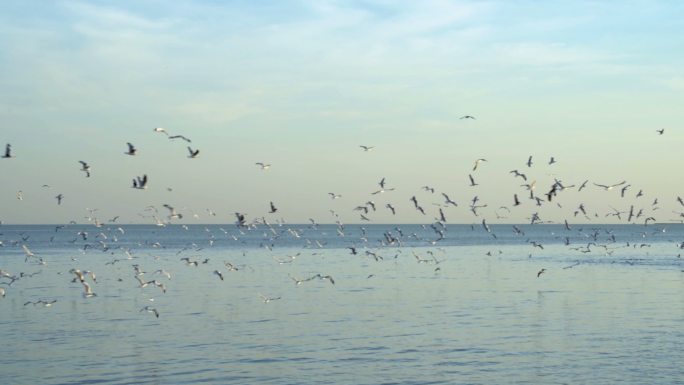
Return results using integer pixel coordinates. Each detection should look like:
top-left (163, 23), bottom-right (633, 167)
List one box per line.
top-left (1, 224), bottom-right (683, 384)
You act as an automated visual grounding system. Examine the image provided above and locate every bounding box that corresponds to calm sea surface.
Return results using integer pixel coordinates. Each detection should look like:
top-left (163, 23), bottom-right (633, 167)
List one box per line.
top-left (1, 223), bottom-right (683, 384)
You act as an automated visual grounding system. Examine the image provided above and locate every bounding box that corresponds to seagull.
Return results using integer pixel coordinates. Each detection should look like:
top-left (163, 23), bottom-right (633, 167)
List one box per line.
top-left (328, 193), bottom-right (342, 199)
top-left (82, 281), bottom-right (96, 297)
top-left (510, 170), bottom-right (527, 181)
top-left (78, 161), bottom-right (91, 177)
top-left (213, 270), bottom-right (224, 281)
top-left (140, 306), bottom-right (159, 318)
top-left (481, 219), bottom-right (491, 233)
top-left (578, 180), bottom-right (589, 192)
top-left (259, 293), bottom-right (281, 303)
top-left (468, 174), bottom-right (478, 187)
top-left (359, 145), bottom-right (375, 151)
top-left (163, 204), bottom-right (182, 219)
top-left (255, 162), bottom-right (271, 170)
top-left (224, 262), bottom-right (239, 271)
top-left (187, 147), bottom-right (199, 158)
top-left (24, 299), bottom-right (57, 307)
top-left (22, 244), bottom-right (35, 259)
top-left (437, 208), bottom-right (447, 222)
top-left (180, 257), bottom-right (199, 266)
top-left (526, 156), bottom-right (533, 168)
top-left (233, 212), bottom-right (247, 228)
top-left (372, 186), bottom-right (395, 195)
top-left (55, 194), bottom-right (64, 205)
top-left (153, 127), bottom-right (169, 135)
top-left (537, 268), bottom-right (547, 277)
top-left (513, 194), bottom-right (521, 206)
top-left (314, 274), bottom-right (335, 285)
top-left (169, 135), bottom-right (191, 143)
top-left (17, 190), bottom-right (23, 200)
top-left (422, 186), bottom-right (435, 193)
top-left (548, 156), bottom-right (556, 165)
top-left (441, 193), bottom-right (457, 206)
top-left (656, 129), bottom-right (665, 135)
top-left (154, 269), bottom-right (172, 280)
top-left (593, 181), bottom-right (626, 191)
top-left (2, 143), bottom-right (13, 158)
top-left (472, 158), bottom-right (487, 171)
top-left (269, 202), bottom-right (278, 214)
top-left (460, 115), bottom-right (475, 120)
top-left (125, 142), bottom-right (137, 155)
top-left (132, 175), bottom-right (148, 189)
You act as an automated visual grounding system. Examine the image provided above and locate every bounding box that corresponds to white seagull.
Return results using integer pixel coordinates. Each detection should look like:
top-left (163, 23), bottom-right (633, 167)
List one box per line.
top-left (593, 181), bottom-right (627, 191)
top-left (472, 158), bottom-right (487, 171)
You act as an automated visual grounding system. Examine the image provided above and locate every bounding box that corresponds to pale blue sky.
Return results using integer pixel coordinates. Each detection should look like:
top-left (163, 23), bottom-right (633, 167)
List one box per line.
top-left (1, 1), bottom-right (683, 224)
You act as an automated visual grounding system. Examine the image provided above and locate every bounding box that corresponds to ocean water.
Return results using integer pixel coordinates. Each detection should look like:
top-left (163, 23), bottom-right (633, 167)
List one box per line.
top-left (1, 223), bottom-right (683, 384)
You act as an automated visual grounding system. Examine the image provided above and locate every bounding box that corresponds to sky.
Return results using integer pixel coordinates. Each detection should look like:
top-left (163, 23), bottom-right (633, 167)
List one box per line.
top-left (0, 0), bottom-right (683, 225)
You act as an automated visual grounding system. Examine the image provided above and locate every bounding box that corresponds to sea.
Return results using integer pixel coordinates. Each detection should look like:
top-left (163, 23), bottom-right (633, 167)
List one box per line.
top-left (1, 223), bottom-right (683, 384)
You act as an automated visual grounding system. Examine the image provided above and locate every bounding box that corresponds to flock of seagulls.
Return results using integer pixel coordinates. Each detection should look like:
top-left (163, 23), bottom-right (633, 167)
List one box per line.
top-left (0, 126), bottom-right (681, 322)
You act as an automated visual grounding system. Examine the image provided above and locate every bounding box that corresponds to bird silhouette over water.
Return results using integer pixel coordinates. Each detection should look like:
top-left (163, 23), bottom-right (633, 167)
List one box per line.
top-left (2, 143), bottom-right (13, 159)
top-left (125, 142), bottom-right (137, 156)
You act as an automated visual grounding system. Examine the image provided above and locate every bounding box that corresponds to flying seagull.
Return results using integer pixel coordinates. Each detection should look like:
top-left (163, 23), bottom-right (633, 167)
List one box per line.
top-left (259, 293), bottom-right (282, 303)
top-left (82, 281), bottom-right (96, 297)
top-left (125, 142), bottom-right (137, 156)
top-left (2, 143), bottom-right (13, 159)
top-left (593, 181), bottom-right (627, 191)
top-left (269, 201), bottom-right (278, 214)
top-left (153, 127), bottom-right (169, 135)
top-left (255, 162), bottom-right (271, 170)
top-left (656, 129), bottom-right (665, 135)
top-left (169, 135), bottom-right (191, 143)
top-left (513, 194), bottom-right (521, 206)
top-left (359, 145), bottom-right (375, 151)
top-left (162, 204), bottom-right (182, 219)
top-left (56, 194), bottom-right (64, 205)
top-left (442, 193), bottom-right (457, 206)
top-left (187, 147), bottom-right (199, 158)
top-left (385, 203), bottom-right (396, 215)
top-left (460, 115), bottom-right (476, 120)
top-left (472, 158), bottom-right (487, 171)
top-left (140, 306), bottom-right (159, 318)
top-left (78, 161), bottom-right (91, 177)
top-left (132, 175), bottom-right (148, 189)
top-left (510, 170), bottom-right (527, 181)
